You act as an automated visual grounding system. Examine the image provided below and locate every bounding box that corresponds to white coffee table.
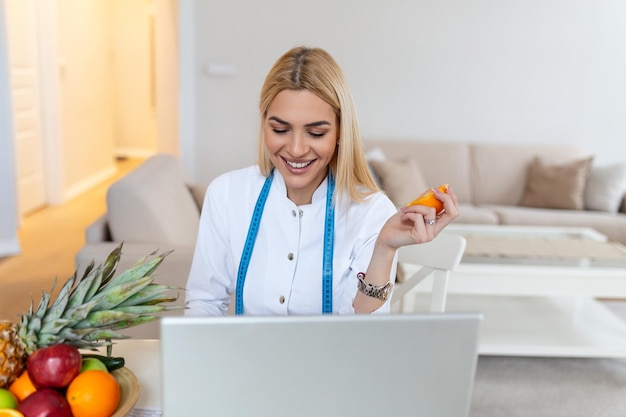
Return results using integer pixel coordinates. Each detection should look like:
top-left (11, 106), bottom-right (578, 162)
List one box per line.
top-left (400, 224), bottom-right (626, 358)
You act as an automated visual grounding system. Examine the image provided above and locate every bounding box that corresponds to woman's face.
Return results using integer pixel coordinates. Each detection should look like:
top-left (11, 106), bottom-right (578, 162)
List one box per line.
top-left (264, 89), bottom-right (338, 205)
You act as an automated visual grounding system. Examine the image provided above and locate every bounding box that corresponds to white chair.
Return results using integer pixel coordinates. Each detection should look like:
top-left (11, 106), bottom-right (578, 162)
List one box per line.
top-left (392, 233), bottom-right (467, 313)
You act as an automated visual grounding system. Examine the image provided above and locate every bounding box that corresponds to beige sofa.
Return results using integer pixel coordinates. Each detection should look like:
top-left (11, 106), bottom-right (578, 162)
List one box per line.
top-left (76, 141), bottom-right (626, 336)
top-left (365, 140), bottom-right (626, 244)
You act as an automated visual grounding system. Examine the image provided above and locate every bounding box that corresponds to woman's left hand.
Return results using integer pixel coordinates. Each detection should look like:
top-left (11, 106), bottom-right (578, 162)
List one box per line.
top-left (378, 185), bottom-right (460, 250)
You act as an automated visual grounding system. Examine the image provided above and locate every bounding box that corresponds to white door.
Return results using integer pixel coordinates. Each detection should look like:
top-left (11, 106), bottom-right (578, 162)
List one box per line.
top-left (4, 0), bottom-right (46, 215)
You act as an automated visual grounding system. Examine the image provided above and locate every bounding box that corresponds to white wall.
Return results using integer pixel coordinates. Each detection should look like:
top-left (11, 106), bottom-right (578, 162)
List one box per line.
top-left (182, 0), bottom-right (626, 184)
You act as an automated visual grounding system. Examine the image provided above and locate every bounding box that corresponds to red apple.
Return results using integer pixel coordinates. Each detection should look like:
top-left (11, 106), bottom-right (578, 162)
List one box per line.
top-left (27, 344), bottom-right (82, 389)
top-left (18, 388), bottom-right (72, 417)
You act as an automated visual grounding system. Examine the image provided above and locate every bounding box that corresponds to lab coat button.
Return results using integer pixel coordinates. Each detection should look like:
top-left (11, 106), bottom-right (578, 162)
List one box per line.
top-left (287, 253), bottom-right (294, 260)
top-left (279, 296), bottom-right (285, 304)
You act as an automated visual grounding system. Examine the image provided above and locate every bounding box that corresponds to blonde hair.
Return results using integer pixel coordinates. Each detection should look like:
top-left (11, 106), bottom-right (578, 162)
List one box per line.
top-left (257, 46), bottom-right (378, 203)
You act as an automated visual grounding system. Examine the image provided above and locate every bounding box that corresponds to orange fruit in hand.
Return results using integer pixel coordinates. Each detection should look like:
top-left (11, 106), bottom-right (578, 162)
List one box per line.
top-left (406, 184), bottom-right (449, 214)
top-left (66, 370), bottom-right (120, 417)
top-left (9, 370), bottom-right (37, 402)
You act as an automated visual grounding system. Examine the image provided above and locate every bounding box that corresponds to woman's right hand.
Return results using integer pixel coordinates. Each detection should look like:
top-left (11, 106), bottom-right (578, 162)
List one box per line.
top-left (377, 185), bottom-right (459, 250)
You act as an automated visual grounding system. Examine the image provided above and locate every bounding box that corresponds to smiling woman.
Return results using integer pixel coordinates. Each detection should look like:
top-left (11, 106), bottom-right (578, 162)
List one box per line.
top-left (184, 46), bottom-right (460, 318)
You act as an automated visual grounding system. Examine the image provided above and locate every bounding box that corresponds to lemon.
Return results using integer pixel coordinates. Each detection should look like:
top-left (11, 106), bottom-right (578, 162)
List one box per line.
top-left (0, 388), bottom-right (18, 409)
top-left (0, 409), bottom-right (25, 417)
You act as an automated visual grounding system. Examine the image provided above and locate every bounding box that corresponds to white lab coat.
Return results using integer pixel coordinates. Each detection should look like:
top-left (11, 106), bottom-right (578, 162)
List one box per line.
top-left (185, 166), bottom-right (398, 316)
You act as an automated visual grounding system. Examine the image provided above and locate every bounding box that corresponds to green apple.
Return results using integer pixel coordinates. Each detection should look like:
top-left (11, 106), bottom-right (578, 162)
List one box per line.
top-left (0, 387), bottom-right (19, 409)
top-left (80, 357), bottom-right (108, 373)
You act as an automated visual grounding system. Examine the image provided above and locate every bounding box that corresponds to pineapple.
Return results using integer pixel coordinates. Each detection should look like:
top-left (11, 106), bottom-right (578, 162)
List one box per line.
top-left (0, 243), bottom-right (183, 388)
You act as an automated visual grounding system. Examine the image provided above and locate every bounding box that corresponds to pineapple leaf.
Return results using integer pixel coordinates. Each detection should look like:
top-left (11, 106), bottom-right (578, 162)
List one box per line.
top-left (114, 305), bottom-right (181, 314)
top-left (129, 250), bottom-right (157, 269)
top-left (35, 288), bottom-right (52, 319)
top-left (80, 258), bottom-right (96, 282)
top-left (137, 296), bottom-right (181, 306)
top-left (43, 273), bottom-right (76, 323)
top-left (39, 318), bottom-right (73, 335)
top-left (36, 333), bottom-right (59, 347)
top-left (27, 297), bottom-right (34, 316)
top-left (75, 310), bottom-right (148, 329)
top-left (105, 254), bottom-right (168, 288)
top-left (63, 300), bottom-right (99, 322)
top-left (84, 269), bottom-right (104, 301)
top-left (18, 316), bottom-right (30, 340)
top-left (67, 266), bottom-right (103, 309)
top-left (65, 339), bottom-right (107, 350)
top-left (107, 257), bottom-right (163, 286)
top-left (90, 277), bottom-right (154, 312)
top-left (99, 244), bottom-right (123, 287)
top-left (83, 330), bottom-right (129, 341)
top-left (108, 315), bottom-right (159, 330)
top-left (58, 326), bottom-right (97, 340)
top-left (27, 316), bottom-right (41, 334)
top-left (115, 284), bottom-right (179, 307)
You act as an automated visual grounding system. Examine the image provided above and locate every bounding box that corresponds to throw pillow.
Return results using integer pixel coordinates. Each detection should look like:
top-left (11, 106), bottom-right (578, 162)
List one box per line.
top-left (364, 147), bottom-right (387, 188)
top-left (584, 163), bottom-right (626, 212)
top-left (369, 158), bottom-right (428, 208)
top-left (520, 156), bottom-right (593, 210)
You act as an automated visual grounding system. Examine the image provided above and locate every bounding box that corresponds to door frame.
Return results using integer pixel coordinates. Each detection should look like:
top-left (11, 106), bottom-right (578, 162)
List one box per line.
top-left (177, 0), bottom-right (195, 179)
top-left (0, 0), bottom-right (21, 255)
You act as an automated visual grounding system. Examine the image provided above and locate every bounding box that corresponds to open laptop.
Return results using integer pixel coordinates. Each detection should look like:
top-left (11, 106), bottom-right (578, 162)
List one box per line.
top-left (160, 313), bottom-right (482, 417)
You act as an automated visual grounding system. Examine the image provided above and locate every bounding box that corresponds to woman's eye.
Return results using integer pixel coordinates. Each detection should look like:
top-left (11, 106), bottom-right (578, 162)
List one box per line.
top-left (308, 131), bottom-right (325, 138)
top-left (272, 128), bottom-right (289, 135)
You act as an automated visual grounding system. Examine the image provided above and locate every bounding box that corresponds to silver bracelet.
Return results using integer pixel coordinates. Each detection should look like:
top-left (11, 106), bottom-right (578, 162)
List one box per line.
top-left (356, 272), bottom-right (393, 301)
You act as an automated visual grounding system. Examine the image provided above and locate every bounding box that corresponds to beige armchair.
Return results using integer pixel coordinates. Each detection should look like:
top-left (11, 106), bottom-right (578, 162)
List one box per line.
top-left (75, 154), bottom-right (207, 339)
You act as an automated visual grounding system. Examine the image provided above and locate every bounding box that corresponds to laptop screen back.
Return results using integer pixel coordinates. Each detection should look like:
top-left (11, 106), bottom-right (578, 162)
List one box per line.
top-left (160, 313), bottom-right (481, 417)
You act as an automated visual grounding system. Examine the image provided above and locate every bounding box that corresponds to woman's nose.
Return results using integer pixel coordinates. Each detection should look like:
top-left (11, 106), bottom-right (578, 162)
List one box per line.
top-left (287, 130), bottom-right (308, 156)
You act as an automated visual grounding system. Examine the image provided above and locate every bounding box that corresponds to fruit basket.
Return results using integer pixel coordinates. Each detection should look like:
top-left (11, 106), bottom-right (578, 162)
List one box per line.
top-left (111, 367), bottom-right (140, 417)
top-left (0, 244), bottom-right (180, 415)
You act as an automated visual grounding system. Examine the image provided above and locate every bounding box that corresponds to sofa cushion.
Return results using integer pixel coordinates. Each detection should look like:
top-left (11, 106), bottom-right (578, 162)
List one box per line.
top-left (107, 154), bottom-right (200, 246)
top-left (584, 162), bottom-right (626, 212)
top-left (453, 204), bottom-right (500, 225)
top-left (364, 140), bottom-right (473, 203)
top-left (520, 156), bottom-right (593, 210)
top-left (369, 158), bottom-right (428, 208)
top-left (471, 143), bottom-right (590, 206)
top-left (364, 147), bottom-right (387, 188)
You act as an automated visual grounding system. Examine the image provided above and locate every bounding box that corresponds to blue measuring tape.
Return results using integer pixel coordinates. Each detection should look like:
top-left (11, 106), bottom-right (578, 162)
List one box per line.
top-left (235, 171), bottom-right (335, 315)
top-left (321, 174), bottom-right (335, 314)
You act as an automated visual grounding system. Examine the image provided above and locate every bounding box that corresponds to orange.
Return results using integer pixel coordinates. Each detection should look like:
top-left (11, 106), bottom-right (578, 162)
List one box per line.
top-left (8, 371), bottom-right (37, 402)
top-left (406, 183), bottom-right (449, 214)
top-left (0, 410), bottom-right (24, 417)
top-left (66, 370), bottom-right (120, 417)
